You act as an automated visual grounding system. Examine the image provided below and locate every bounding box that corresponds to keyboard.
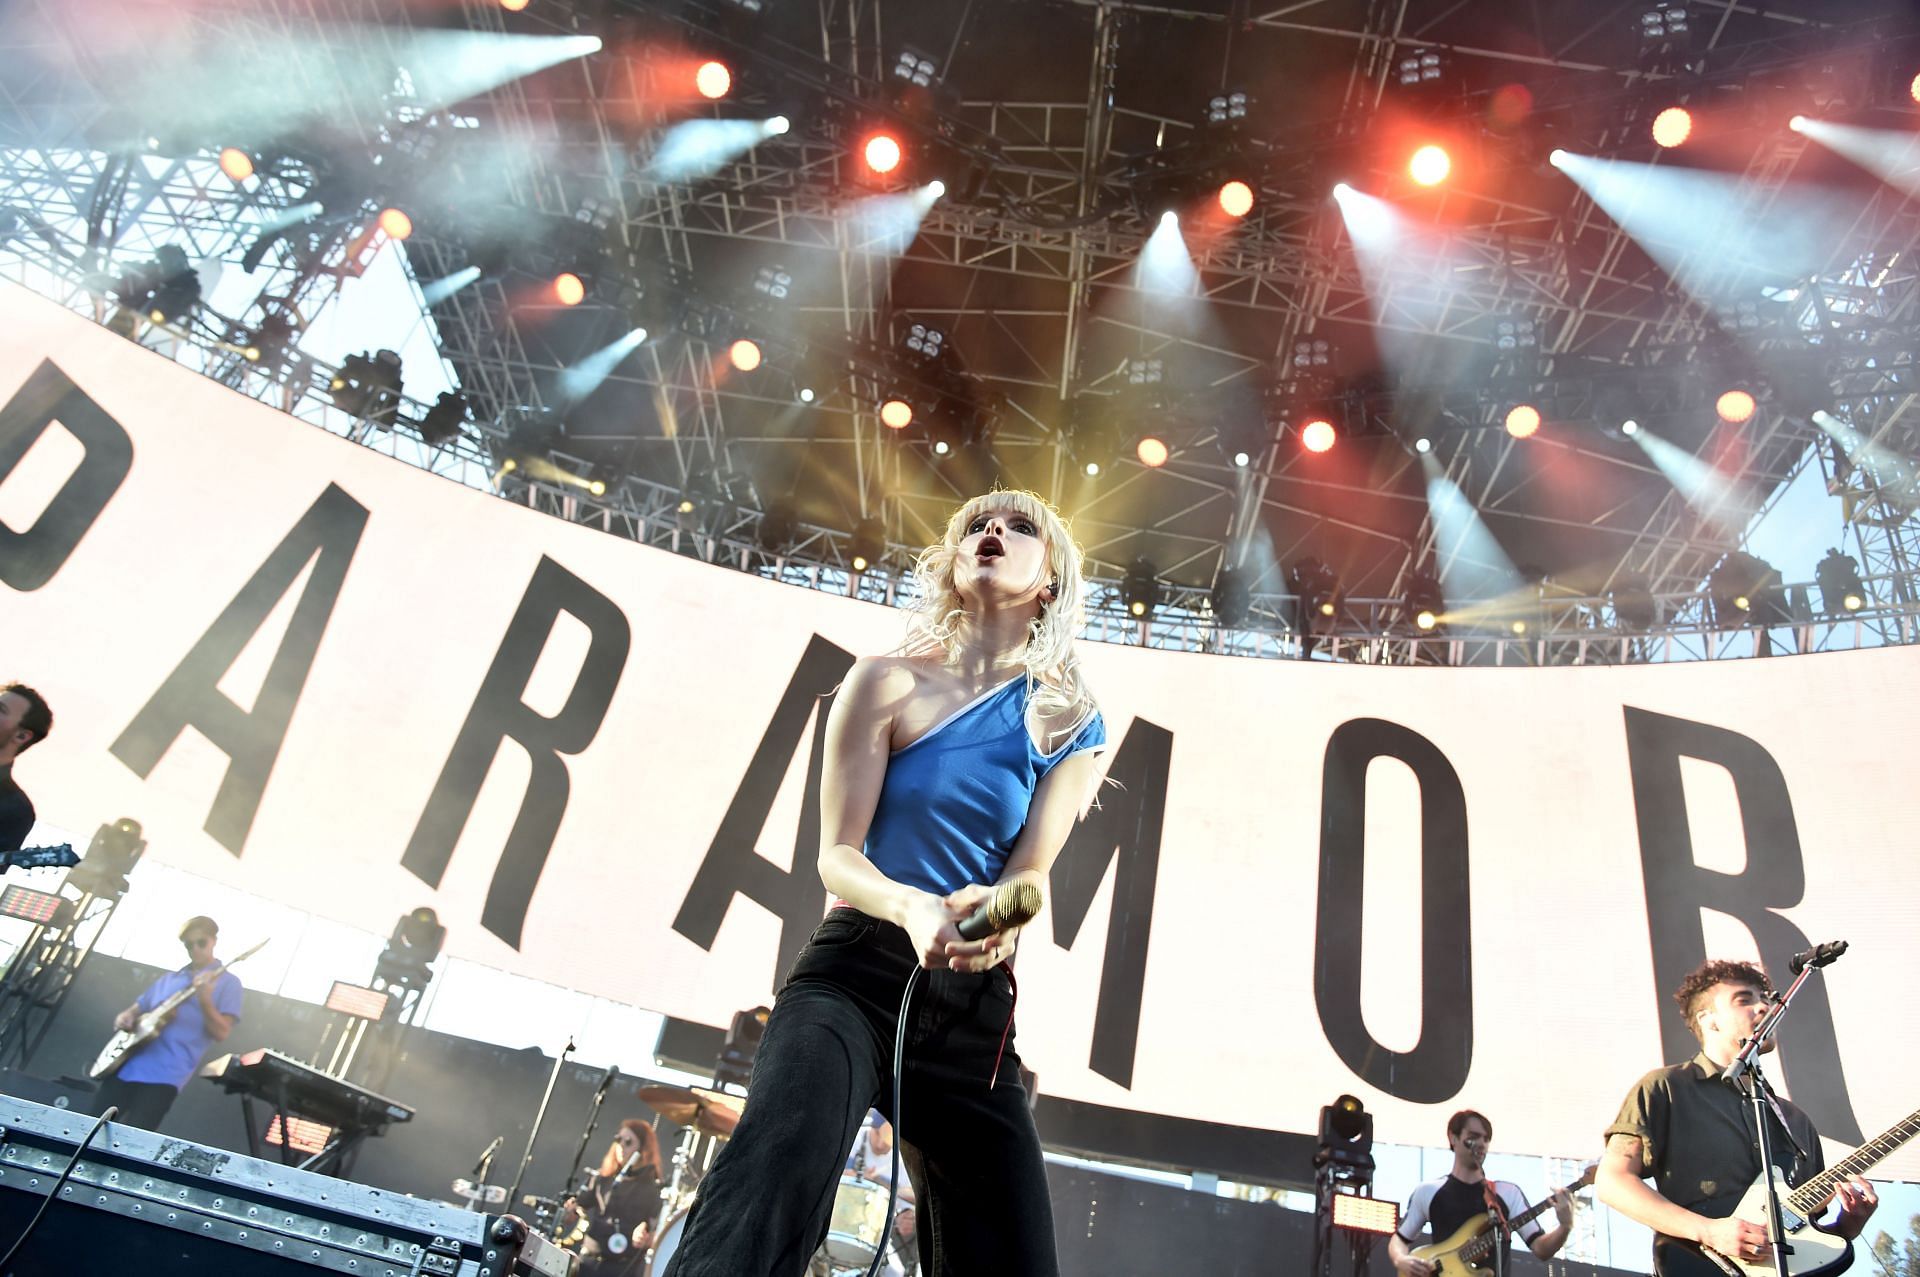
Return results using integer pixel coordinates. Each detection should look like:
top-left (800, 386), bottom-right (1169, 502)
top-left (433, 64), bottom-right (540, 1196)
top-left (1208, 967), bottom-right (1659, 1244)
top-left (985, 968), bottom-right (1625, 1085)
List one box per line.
top-left (201, 1049), bottom-right (414, 1131)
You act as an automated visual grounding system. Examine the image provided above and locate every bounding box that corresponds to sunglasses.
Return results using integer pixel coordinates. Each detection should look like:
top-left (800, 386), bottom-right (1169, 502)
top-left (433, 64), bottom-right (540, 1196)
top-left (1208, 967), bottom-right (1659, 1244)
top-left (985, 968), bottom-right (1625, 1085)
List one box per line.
top-left (184, 936), bottom-right (214, 948)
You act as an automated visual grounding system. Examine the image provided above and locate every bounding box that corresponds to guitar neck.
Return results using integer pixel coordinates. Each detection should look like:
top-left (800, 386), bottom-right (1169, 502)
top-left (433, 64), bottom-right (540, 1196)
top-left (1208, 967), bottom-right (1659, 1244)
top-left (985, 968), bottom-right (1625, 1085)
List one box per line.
top-left (1789, 1105), bottom-right (1920, 1216)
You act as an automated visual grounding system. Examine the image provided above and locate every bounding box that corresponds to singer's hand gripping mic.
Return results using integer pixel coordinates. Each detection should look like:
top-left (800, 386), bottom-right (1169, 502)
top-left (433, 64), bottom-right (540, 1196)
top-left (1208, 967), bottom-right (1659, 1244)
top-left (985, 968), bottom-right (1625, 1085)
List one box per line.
top-left (954, 879), bottom-right (1043, 941)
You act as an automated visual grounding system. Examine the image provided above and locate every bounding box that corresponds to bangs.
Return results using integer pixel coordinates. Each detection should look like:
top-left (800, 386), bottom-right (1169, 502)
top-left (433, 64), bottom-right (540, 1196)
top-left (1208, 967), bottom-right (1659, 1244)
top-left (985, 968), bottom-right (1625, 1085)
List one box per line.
top-left (948, 490), bottom-right (1060, 544)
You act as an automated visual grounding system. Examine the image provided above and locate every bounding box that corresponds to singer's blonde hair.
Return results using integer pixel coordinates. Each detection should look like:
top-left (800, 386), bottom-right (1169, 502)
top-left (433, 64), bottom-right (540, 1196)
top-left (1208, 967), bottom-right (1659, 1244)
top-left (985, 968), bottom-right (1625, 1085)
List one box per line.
top-left (901, 489), bottom-right (1098, 751)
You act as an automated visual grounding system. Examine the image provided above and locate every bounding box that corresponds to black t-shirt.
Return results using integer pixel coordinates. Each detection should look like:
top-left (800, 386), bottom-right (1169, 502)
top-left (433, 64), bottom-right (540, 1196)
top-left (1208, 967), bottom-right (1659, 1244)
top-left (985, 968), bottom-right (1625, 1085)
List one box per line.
top-left (0, 765), bottom-right (34, 853)
top-left (580, 1168), bottom-right (661, 1246)
top-left (1398, 1173), bottom-right (1541, 1255)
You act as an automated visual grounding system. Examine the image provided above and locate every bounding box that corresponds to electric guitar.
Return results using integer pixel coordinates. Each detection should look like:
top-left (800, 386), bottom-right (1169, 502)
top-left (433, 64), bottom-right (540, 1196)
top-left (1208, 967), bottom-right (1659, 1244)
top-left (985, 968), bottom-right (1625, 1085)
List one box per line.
top-left (0, 844), bottom-right (79, 873)
top-left (1409, 1163), bottom-right (1596, 1276)
top-left (1660, 1101), bottom-right (1920, 1276)
top-left (88, 938), bottom-right (267, 1079)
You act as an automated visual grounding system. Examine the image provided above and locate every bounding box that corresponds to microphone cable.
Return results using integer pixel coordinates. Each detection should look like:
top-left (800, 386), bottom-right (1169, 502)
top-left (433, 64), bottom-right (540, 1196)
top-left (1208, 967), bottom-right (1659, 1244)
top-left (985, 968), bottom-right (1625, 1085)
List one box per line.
top-left (863, 965), bottom-right (921, 1277)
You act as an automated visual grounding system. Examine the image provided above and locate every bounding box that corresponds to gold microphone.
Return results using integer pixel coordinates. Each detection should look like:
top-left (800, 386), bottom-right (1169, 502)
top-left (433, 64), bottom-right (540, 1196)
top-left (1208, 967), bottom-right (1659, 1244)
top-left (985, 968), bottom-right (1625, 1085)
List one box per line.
top-left (954, 879), bottom-right (1043, 940)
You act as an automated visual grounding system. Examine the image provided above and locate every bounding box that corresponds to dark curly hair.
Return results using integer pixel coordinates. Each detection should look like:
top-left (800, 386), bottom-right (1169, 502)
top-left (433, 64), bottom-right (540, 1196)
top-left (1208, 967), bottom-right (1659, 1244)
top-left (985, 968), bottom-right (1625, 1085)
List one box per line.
top-left (1, 684), bottom-right (51, 753)
top-left (1673, 959), bottom-right (1772, 1040)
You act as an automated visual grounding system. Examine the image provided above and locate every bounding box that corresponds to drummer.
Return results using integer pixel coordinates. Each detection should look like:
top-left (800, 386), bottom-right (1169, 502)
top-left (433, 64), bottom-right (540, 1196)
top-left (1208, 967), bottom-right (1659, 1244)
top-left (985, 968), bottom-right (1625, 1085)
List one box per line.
top-left (846, 1111), bottom-right (914, 1203)
top-left (846, 1113), bottom-right (917, 1275)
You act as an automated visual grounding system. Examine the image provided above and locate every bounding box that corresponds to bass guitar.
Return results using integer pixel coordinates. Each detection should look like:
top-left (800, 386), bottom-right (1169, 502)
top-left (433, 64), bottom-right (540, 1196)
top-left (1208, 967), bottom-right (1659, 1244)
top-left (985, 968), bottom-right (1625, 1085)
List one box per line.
top-left (1410, 1163), bottom-right (1596, 1276)
top-left (88, 938), bottom-right (267, 1079)
top-left (1660, 1101), bottom-right (1920, 1276)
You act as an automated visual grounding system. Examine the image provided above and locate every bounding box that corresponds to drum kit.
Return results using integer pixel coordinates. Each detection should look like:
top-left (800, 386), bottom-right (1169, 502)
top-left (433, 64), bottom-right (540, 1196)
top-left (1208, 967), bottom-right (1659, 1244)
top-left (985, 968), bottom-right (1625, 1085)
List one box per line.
top-left (533, 1082), bottom-right (902, 1277)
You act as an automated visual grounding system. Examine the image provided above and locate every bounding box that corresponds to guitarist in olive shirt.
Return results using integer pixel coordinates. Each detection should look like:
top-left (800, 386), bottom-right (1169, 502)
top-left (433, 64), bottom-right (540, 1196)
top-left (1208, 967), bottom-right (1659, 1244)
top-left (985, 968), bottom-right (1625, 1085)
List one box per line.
top-left (0, 684), bottom-right (53, 853)
top-left (1596, 958), bottom-right (1877, 1275)
top-left (96, 916), bottom-right (243, 1130)
top-left (1390, 1109), bottom-right (1572, 1276)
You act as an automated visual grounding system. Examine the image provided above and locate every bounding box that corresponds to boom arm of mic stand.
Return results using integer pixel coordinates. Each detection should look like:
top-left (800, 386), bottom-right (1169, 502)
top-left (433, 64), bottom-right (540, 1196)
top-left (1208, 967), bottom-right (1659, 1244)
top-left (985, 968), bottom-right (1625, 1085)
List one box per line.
top-left (563, 1066), bottom-right (621, 1195)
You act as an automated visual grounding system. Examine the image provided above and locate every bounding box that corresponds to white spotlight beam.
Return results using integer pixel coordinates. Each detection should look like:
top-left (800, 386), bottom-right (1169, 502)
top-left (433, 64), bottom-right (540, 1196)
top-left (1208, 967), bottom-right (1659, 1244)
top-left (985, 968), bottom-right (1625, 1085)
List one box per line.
top-left (1333, 184), bottom-right (1482, 384)
top-left (642, 118), bottom-right (793, 184)
top-left (1419, 453), bottom-right (1526, 612)
top-left (420, 265), bottom-right (482, 307)
top-left (1549, 150), bottom-right (1866, 301)
top-left (557, 327), bottom-right (650, 403)
top-left (1628, 424), bottom-right (1763, 537)
top-left (1792, 117), bottom-right (1920, 198)
top-left (1811, 408), bottom-right (1919, 490)
top-left (116, 28), bottom-right (603, 142)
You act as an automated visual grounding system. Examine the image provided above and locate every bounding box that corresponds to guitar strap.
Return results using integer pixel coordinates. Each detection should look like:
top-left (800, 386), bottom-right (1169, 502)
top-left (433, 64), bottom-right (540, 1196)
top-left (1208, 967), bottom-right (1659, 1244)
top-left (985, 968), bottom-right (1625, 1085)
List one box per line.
top-left (1481, 1179), bottom-right (1512, 1232)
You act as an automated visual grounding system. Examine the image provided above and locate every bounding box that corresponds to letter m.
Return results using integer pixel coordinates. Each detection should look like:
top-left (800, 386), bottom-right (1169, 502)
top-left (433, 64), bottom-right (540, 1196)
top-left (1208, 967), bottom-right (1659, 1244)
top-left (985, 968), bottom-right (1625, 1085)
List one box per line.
top-left (1048, 718), bottom-right (1169, 1089)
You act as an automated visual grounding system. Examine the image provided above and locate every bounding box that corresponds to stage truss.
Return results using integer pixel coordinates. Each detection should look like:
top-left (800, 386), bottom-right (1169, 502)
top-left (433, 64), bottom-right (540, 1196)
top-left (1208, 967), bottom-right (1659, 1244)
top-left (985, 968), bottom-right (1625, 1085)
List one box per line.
top-left (3, 0), bottom-right (1920, 665)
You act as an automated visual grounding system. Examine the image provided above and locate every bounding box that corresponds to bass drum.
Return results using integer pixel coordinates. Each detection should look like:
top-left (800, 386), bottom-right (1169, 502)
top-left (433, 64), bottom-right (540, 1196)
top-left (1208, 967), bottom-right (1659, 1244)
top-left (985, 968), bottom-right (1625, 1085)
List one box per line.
top-left (645, 1207), bottom-right (690, 1277)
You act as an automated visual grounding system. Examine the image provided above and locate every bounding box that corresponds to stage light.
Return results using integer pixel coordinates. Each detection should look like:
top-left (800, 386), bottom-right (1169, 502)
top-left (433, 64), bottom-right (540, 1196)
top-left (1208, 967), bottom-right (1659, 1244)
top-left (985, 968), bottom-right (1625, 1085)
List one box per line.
top-left (218, 147), bottom-right (254, 181)
top-left (1414, 437), bottom-right (1432, 453)
top-left (1084, 460), bottom-right (1101, 476)
top-left (892, 48), bottom-right (941, 89)
top-left (1332, 1194), bottom-right (1401, 1235)
top-left (903, 322), bottom-right (945, 360)
top-left (378, 207), bottom-right (413, 241)
top-left (1716, 388), bottom-right (1756, 423)
top-left (1505, 404), bottom-right (1541, 438)
top-left (417, 392), bottom-right (470, 447)
top-left (863, 133), bottom-right (903, 175)
top-left (1125, 356), bottom-right (1164, 386)
top-left (0, 885), bottom-right (63, 925)
top-left (1548, 148), bottom-right (1569, 168)
top-left (1206, 91), bottom-right (1251, 125)
top-left (1218, 180), bottom-right (1254, 218)
top-left (1233, 450), bottom-right (1251, 467)
top-left (1292, 338), bottom-right (1334, 372)
top-left (880, 398), bottom-right (914, 429)
top-left (554, 272), bottom-right (586, 306)
top-left (932, 439), bottom-right (951, 456)
top-left (729, 338), bottom-right (763, 371)
top-left (1816, 547), bottom-right (1868, 615)
top-left (1332, 181), bottom-right (1353, 198)
top-left (1211, 565), bottom-right (1252, 626)
top-left (1652, 106), bottom-right (1693, 148)
top-left (588, 478), bottom-right (607, 496)
top-left (500, 0), bottom-right (529, 9)
top-left (927, 179), bottom-right (947, 200)
top-left (1415, 610), bottom-right (1437, 630)
top-left (753, 265), bottom-right (793, 301)
top-left (768, 115), bottom-right (791, 135)
top-left (1315, 1094), bottom-right (1375, 1182)
top-left (1511, 619), bottom-right (1529, 635)
top-left (850, 517), bottom-right (885, 573)
top-left (798, 387), bottom-right (816, 403)
top-left (1137, 436), bottom-right (1170, 467)
top-left (1300, 418), bottom-right (1337, 453)
top-left (1408, 144), bottom-right (1451, 186)
top-left (696, 60), bottom-right (732, 100)
top-left (1160, 210), bottom-right (1179, 228)
top-left (1622, 418), bottom-right (1640, 436)
top-left (1910, 71), bottom-right (1920, 105)
top-left (1122, 557), bottom-right (1161, 619)
top-left (678, 498), bottom-right (697, 514)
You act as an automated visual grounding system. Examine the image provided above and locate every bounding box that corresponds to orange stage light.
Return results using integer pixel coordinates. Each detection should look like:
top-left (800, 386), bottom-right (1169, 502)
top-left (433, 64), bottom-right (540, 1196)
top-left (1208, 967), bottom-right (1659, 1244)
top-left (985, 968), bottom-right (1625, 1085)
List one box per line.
top-left (218, 147), bottom-right (254, 181)
top-left (1505, 404), bottom-right (1541, 439)
top-left (1909, 71), bottom-right (1920, 105)
top-left (1408, 144), bottom-right (1452, 187)
top-left (553, 272), bottom-right (586, 306)
top-left (499, 0), bottom-right (529, 9)
top-left (863, 133), bottom-right (903, 175)
top-left (1651, 106), bottom-right (1693, 148)
top-left (377, 208), bottom-right (413, 241)
top-left (1136, 437), bottom-right (1170, 467)
top-left (1300, 419), bottom-right (1337, 453)
top-left (728, 339), bottom-right (763, 372)
top-left (1716, 389), bottom-right (1757, 424)
top-left (1217, 180), bottom-right (1254, 219)
top-left (880, 399), bottom-right (914, 429)
top-left (695, 60), bottom-right (732, 100)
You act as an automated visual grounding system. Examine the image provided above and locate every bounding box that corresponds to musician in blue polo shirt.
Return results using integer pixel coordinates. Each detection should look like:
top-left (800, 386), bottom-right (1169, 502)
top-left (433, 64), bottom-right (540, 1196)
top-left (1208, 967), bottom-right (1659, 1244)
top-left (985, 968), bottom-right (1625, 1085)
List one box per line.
top-left (96, 914), bottom-right (244, 1130)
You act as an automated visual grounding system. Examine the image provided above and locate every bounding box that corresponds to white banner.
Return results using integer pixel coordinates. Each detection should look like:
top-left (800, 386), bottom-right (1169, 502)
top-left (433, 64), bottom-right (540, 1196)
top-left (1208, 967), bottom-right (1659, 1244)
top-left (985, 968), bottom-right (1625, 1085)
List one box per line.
top-left (2, 281), bottom-right (1915, 1174)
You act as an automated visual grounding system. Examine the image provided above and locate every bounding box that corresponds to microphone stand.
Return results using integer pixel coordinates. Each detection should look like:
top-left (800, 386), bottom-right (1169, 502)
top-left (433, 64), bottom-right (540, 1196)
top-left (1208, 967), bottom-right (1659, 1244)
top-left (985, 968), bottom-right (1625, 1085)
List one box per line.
top-left (508, 1036), bottom-right (576, 1212)
top-left (1721, 957), bottom-right (1829, 1277)
top-left (562, 1065), bottom-right (620, 1196)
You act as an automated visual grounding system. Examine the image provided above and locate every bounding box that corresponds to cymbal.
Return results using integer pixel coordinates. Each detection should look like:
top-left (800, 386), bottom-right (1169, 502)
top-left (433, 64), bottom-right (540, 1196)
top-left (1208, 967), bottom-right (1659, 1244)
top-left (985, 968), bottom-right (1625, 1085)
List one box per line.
top-left (637, 1084), bottom-right (743, 1137)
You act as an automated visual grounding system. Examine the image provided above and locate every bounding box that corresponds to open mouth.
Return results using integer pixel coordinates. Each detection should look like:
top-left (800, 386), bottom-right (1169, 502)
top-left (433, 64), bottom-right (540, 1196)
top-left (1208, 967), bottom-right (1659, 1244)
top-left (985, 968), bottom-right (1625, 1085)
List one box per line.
top-left (976, 535), bottom-right (1004, 560)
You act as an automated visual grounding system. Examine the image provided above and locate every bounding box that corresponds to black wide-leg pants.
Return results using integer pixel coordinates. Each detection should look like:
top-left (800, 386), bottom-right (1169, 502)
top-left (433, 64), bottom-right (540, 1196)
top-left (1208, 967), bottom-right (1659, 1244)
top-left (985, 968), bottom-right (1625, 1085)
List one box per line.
top-left (662, 908), bottom-right (1057, 1277)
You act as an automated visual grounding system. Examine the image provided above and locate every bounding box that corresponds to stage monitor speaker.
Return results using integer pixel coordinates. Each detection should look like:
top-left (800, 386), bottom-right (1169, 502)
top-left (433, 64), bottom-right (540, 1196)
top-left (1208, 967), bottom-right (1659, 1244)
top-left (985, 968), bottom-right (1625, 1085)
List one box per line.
top-left (0, 1095), bottom-right (574, 1275)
